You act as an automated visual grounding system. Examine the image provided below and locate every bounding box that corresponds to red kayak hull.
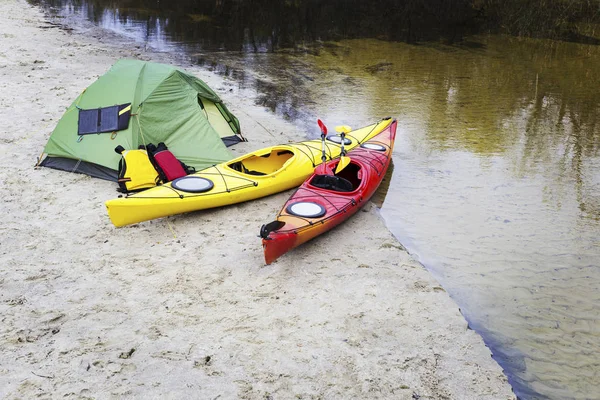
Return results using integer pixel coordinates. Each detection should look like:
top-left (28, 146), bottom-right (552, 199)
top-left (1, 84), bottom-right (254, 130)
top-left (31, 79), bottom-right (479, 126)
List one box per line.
top-left (261, 119), bottom-right (397, 264)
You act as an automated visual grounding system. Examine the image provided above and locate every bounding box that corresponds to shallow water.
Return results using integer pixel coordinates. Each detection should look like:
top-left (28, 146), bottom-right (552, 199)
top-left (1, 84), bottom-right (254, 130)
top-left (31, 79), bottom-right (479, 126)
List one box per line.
top-left (33, 2), bottom-right (600, 399)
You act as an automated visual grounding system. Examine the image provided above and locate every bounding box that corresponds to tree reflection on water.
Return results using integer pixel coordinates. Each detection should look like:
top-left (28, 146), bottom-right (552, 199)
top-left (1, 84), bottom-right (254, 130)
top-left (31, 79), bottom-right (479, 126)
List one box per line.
top-left (32, 0), bottom-right (600, 50)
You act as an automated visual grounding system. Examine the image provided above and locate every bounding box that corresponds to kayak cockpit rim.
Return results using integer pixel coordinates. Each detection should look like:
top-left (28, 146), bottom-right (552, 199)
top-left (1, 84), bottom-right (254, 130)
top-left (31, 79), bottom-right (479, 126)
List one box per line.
top-left (225, 147), bottom-right (296, 177)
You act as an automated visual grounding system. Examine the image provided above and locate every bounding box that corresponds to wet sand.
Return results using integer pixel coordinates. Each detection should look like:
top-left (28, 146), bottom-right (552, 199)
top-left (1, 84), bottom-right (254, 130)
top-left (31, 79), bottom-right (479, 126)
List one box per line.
top-left (0, 0), bottom-right (515, 398)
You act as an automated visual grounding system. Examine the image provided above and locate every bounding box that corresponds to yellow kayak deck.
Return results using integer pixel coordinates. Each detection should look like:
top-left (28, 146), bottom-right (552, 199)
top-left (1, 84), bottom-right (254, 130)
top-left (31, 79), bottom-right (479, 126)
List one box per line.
top-left (105, 118), bottom-right (393, 227)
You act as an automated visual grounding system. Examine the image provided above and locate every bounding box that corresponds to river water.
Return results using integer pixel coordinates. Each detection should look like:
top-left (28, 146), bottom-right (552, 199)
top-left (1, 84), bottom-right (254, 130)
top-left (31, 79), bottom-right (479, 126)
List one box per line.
top-left (32, 1), bottom-right (600, 399)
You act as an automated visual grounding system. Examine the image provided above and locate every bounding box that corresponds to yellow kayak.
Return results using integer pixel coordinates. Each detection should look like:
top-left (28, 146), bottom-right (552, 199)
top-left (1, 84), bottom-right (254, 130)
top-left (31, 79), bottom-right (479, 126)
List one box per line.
top-left (106, 118), bottom-right (393, 227)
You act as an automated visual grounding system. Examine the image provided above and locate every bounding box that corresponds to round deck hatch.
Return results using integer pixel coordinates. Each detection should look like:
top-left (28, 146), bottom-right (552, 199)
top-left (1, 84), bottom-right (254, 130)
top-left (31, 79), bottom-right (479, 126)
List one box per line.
top-left (171, 176), bottom-right (214, 193)
top-left (286, 202), bottom-right (326, 218)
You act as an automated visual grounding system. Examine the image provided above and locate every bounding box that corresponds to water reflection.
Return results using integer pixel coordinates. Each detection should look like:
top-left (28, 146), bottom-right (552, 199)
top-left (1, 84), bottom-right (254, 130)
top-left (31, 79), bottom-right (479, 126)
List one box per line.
top-left (371, 161), bottom-right (394, 209)
top-left (31, 0), bottom-right (489, 51)
top-left (32, 1), bottom-right (600, 399)
top-left (188, 37), bottom-right (600, 399)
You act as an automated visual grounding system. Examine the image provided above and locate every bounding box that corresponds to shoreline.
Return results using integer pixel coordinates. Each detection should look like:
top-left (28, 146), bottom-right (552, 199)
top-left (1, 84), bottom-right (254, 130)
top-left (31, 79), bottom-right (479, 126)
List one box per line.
top-left (0, 0), bottom-right (515, 398)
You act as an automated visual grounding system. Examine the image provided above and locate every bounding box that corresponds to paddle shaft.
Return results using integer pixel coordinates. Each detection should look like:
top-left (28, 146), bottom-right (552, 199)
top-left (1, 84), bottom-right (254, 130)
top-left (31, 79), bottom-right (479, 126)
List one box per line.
top-left (317, 119), bottom-right (328, 174)
top-left (321, 132), bottom-right (327, 164)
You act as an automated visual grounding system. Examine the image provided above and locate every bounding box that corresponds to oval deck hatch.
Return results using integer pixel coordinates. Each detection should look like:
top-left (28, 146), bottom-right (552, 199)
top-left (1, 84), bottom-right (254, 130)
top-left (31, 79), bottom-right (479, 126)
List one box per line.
top-left (286, 202), bottom-right (326, 218)
top-left (171, 176), bottom-right (214, 193)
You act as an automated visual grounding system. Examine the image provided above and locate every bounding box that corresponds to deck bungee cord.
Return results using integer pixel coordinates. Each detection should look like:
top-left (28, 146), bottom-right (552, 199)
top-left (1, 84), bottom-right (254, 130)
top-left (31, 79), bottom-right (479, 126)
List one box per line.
top-left (269, 187), bottom-right (358, 234)
top-left (121, 165), bottom-right (260, 199)
top-left (262, 144), bottom-right (393, 237)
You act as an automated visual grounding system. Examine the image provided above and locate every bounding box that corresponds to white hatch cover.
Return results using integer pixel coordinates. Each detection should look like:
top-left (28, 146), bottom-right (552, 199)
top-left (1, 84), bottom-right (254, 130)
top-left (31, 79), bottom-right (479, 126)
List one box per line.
top-left (171, 176), bottom-right (214, 193)
top-left (361, 143), bottom-right (386, 151)
top-left (286, 202), bottom-right (326, 218)
top-left (326, 135), bottom-right (352, 145)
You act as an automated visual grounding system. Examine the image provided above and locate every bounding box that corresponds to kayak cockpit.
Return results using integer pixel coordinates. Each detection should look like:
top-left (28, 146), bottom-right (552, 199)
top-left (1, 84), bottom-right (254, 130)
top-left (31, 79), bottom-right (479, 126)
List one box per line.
top-left (309, 162), bottom-right (362, 192)
top-left (310, 175), bottom-right (354, 192)
top-left (228, 149), bottom-right (294, 176)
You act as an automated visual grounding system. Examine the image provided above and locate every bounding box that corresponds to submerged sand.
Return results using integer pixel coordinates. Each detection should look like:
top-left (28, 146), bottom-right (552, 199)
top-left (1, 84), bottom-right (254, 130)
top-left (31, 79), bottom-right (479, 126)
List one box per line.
top-left (0, 0), bottom-right (514, 398)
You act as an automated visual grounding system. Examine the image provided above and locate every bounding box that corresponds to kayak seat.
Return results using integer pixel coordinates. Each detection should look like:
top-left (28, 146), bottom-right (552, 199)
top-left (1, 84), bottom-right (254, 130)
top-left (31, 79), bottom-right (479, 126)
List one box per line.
top-left (310, 174), bottom-right (354, 192)
top-left (245, 168), bottom-right (267, 176)
top-left (229, 161), bottom-right (267, 176)
top-left (334, 162), bottom-right (362, 189)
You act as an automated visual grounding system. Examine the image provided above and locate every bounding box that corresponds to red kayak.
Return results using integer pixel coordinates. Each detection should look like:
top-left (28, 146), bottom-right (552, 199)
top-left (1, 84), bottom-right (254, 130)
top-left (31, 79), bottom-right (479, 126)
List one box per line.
top-left (260, 118), bottom-right (397, 264)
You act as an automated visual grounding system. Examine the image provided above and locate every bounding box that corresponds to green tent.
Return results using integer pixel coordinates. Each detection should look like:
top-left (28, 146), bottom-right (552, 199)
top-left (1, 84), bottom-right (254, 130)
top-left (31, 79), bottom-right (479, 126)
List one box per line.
top-left (39, 59), bottom-right (245, 181)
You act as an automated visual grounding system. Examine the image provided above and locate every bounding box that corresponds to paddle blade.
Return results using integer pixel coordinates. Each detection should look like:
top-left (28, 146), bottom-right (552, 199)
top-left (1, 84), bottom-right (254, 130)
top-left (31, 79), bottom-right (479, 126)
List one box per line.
top-left (335, 155), bottom-right (351, 174)
top-left (317, 119), bottom-right (327, 135)
top-left (335, 125), bottom-right (351, 134)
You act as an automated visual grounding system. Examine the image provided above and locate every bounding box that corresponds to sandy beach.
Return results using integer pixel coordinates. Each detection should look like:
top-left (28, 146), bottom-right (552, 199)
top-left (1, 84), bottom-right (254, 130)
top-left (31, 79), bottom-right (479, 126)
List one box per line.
top-left (0, 0), bottom-right (514, 398)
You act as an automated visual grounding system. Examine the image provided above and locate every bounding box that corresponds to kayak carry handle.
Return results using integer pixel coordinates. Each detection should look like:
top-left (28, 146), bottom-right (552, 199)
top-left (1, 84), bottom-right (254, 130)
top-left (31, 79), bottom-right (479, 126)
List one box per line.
top-left (260, 220), bottom-right (286, 239)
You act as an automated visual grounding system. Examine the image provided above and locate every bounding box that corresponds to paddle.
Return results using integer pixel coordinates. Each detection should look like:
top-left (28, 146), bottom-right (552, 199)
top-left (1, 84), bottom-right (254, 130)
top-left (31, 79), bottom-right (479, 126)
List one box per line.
top-left (334, 125), bottom-right (352, 174)
top-left (316, 119), bottom-right (329, 175)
